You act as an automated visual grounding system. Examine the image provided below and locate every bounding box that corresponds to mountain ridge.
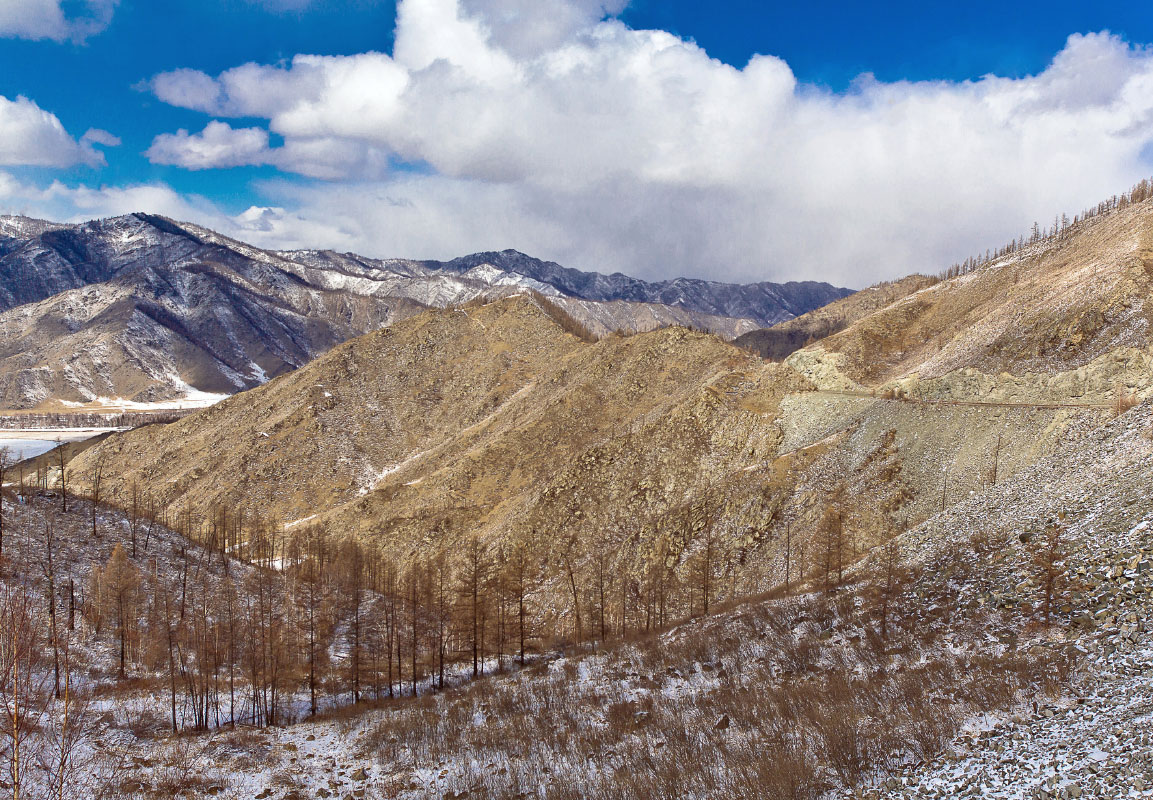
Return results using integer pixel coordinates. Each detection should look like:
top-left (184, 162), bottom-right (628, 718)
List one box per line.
top-left (0, 213), bottom-right (848, 410)
top-left (0, 212), bottom-right (849, 408)
top-left (420, 248), bottom-right (851, 325)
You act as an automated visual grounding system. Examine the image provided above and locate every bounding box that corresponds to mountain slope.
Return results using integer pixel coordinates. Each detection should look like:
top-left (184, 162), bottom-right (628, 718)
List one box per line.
top-left (0, 214), bottom-right (427, 408)
top-left (0, 213), bottom-right (846, 408)
top-left (72, 295), bottom-right (788, 548)
top-left (787, 200), bottom-right (1153, 398)
top-left (733, 273), bottom-right (937, 360)
top-left (66, 198), bottom-right (1153, 616)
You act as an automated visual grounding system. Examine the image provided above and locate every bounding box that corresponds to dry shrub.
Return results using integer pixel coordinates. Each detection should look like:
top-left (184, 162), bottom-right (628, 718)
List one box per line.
top-left (604, 699), bottom-right (638, 733)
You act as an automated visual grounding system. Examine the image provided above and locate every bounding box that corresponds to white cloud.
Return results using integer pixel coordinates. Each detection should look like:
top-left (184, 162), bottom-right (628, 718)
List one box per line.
top-left (0, 170), bottom-right (224, 224)
top-left (146, 120), bottom-right (391, 180)
top-left (460, 0), bottom-right (627, 58)
top-left (134, 2), bottom-right (1153, 285)
top-left (0, 0), bottom-right (117, 43)
top-left (0, 95), bottom-right (114, 167)
top-left (0, 170), bottom-right (353, 253)
top-left (147, 121), bottom-right (273, 170)
top-left (80, 128), bottom-right (121, 147)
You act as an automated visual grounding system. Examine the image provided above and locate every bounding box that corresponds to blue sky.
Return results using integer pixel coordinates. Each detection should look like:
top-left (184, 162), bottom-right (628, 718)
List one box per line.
top-left (3, 0), bottom-right (1153, 286)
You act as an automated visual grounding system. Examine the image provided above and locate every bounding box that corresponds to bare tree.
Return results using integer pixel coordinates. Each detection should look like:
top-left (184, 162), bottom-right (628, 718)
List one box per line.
top-left (696, 499), bottom-right (720, 616)
top-left (406, 562), bottom-right (422, 695)
top-left (784, 520), bottom-right (792, 596)
top-left (91, 545), bottom-right (141, 679)
top-left (461, 536), bottom-right (488, 677)
top-left (42, 521), bottom-right (61, 698)
top-left (128, 481), bottom-right (141, 558)
top-left (818, 502), bottom-right (846, 591)
top-left (88, 453), bottom-right (105, 539)
top-left (39, 629), bottom-right (89, 800)
top-left (293, 526), bottom-right (331, 717)
top-left (0, 447), bottom-right (10, 557)
top-left (430, 552), bottom-right (451, 689)
top-left (505, 542), bottom-right (536, 666)
top-left (54, 440), bottom-right (68, 513)
top-left (988, 432), bottom-right (1003, 487)
top-left (1032, 518), bottom-right (1067, 625)
top-left (874, 538), bottom-right (906, 643)
top-left (0, 583), bottom-right (47, 800)
top-left (338, 538), bottom-right (366, 704)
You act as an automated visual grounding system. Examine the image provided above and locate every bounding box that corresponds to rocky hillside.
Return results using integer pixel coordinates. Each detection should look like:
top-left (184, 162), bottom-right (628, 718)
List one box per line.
top-left (0, 213), bottom-right (848, 409)
top-left (65, 198), bottom-right (1153, 619)
top-left (14, 196), bottom-right (1153, 800)
top-left (0, 214), bottom-right (425, 408)
top-left (734, 274), bottom-right (937, 360)
top-left (787, 200), bottom-right (1153, 397)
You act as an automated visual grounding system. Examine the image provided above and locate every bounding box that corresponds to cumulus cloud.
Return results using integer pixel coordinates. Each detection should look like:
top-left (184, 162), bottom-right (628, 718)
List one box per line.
top-left (141, 1), bottom-right (1153, 285)
top-left (0, 169), bottom-right (222, 225)
top-left (147, 121), bottom-right (273, 170)
top-left (0, 0), bottom-right (117, 43)
top-left (0, 95), bottom-right (114, 167)
top-left (80, 128), bottom-right (121, 147)
top-left (461, 0), bottom-right (627, 58)
top-left (146, 120), bottom-right (390, 180)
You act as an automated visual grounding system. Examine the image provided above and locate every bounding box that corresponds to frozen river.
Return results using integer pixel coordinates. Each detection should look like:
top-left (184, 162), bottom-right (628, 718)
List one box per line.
top-left (0, 429), bottom-right (113, 461)
top-left (0, 438), bottom-right (58, 460)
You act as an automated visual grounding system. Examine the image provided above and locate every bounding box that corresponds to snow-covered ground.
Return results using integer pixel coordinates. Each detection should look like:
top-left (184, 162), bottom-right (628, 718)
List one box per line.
top-left (59, 388), bottom-right (228, 412)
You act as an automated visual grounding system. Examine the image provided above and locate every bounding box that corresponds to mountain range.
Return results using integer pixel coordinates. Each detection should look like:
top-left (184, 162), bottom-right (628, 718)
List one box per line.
top-left (69, 195), bottom-right (1153, 580)
top-left (0, 213), bottom-right (848, 409)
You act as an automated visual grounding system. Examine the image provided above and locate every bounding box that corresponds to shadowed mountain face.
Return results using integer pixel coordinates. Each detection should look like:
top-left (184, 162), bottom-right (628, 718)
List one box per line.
top-left (733, 275), bottom-right (938, 361)
top-left (0, 214), bottom-right (426, 408)
top-left (423, 250), bottom-right (852, 327)
top-left (0, 213), bottom-right (849, 409)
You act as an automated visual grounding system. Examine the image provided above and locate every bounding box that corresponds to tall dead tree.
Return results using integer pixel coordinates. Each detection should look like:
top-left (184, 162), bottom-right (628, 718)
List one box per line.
top-left (696, 498), bottom-right (719, 616)
top-left (430, 552), bottom-right (451, 689)
top-left (874, 538), bottom-right (906, 643)
top-left (506, 543), bottom-right (536, 666)
top-left (55, 440), bottom-right (68, 513)
top-left (0, 447), bottom-right (10, 557)
top-left (128, 481), bottom-right (141, 558)
top-left (784, 520), bottom-right (792, 596)
top-left (88, 454), bottom-right (105, 539)
top-left (461, 536), bottom-right (488, 677)
top-left (43, 521), bottom-right (60, 697)
top-left (988, 432), bottom-right (1003, 487)
top-left (92, 544), bottom-right (141, 679)
top-left (407, 563), bottom-right (422, 696)
top-left (0, 583), bottom-right (47, 800)
top-left (340, 539), bottom-right (366, 704)
top-left (818, 505), bottom-right (845, 591)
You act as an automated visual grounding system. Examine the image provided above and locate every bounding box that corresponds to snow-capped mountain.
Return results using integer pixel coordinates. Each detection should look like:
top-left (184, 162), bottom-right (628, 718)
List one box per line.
top-left (0, 213), bottom-right (849, 408)
top-left (421, 250), bottom-right (850, 327)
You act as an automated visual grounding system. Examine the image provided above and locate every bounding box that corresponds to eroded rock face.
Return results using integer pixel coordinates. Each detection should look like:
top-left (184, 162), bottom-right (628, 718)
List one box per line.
top-left (882, 346), bottom-right (1153, 407)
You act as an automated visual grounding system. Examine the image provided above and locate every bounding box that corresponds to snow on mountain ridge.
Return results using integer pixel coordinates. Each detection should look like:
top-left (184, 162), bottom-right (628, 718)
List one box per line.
top-left (0, 213), bottom-right (848, 408)
top-left (421, 248), bottom-right (851, 326)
